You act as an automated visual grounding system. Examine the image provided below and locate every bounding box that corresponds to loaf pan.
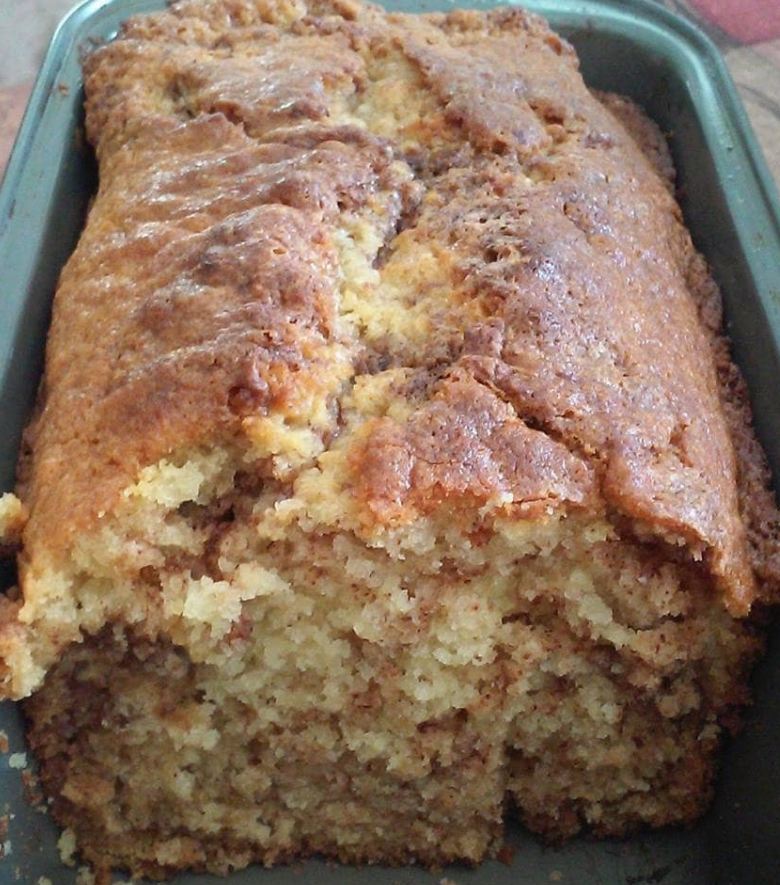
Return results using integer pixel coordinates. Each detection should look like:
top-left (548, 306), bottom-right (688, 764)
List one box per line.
top-left (1, 0), bottom-right (779, 882)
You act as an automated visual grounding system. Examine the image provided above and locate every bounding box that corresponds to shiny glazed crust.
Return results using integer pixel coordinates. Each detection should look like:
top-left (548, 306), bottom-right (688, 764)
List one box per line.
top-left (1, 0), bottom-right (779, 880)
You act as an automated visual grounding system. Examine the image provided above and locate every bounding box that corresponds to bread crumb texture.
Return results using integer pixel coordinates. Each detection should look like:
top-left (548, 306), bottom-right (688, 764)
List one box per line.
top-left (1, 0), bottom-right (779, 880)
top-left (0, 493), bottom-right (25, 548)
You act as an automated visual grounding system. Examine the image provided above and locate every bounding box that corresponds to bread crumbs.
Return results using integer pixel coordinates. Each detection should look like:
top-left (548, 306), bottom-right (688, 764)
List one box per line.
top-left (58, 827), bottom-right (77, 867)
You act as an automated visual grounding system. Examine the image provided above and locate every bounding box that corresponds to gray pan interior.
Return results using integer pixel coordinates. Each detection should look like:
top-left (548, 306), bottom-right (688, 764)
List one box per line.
top-left (1, 1), bottom-right (779, 882)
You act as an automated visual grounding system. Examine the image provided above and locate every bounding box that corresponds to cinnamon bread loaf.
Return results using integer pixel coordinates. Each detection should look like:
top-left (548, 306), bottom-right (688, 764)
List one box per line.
top-left (1, 0), bottom-right (779, 880)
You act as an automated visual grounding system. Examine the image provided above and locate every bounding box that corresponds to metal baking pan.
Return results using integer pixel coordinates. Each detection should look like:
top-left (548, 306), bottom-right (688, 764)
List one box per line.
top-left (1, 0), bottom-right (779, 882)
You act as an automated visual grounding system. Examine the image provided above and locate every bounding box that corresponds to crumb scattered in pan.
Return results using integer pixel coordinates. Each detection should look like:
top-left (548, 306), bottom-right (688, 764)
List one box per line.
top-left (58, 827), bottom-right (77, 867)
top-left (0, 493), bottom-right (26, 550)
top-left (7, 752), bottom-right (26, 770)
top-left (75, 867), bottom-right (97, 885)
top-left (549, 872), bottom-right (564, 882)
top-left (0, 730), bottom-right (9, 754)
top-left (21, 768), bottom-right (45, 810)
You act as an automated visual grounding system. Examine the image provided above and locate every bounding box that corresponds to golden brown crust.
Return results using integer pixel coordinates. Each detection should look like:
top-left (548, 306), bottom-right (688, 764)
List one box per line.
top-left (594, 90), bottom-right (676, 187)
top-left (13, 0), bottom-right (776, 618)
top-left (22, 112), bottom-right (409, 557)
top-left (351, 369), bottom-right (598, 526)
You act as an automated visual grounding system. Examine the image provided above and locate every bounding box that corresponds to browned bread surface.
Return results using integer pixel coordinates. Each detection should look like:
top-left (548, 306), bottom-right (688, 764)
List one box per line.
top-left (16, 0), bottom-right (778, 614)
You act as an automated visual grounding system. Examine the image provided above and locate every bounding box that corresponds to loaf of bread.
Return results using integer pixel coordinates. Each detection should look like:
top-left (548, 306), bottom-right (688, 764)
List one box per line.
top-left (1, 0), bottom-right (779, 879)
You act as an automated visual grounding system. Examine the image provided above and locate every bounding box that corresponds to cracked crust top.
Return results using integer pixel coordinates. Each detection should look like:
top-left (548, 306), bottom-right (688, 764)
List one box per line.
top-left (16, 0), bottom-right (780, 614)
